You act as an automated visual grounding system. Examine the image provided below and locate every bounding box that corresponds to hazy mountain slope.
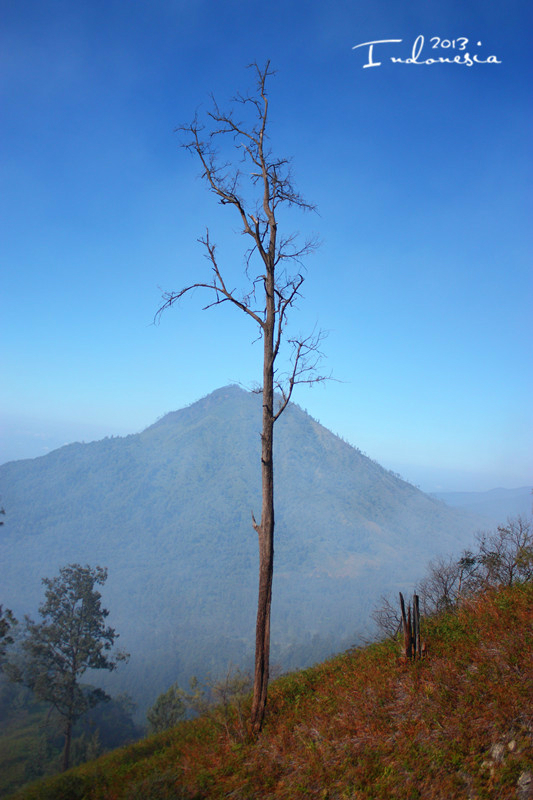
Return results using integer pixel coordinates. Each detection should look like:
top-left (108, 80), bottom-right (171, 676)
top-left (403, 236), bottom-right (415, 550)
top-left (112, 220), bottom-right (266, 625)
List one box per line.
top-left (432, 486), bottom-right (532, 523)
top-left (1, 386), bottom-right (484, 711)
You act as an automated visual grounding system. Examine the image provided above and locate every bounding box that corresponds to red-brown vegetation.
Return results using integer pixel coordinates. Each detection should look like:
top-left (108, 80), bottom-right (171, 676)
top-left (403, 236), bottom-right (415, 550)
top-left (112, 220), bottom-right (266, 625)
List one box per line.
top-left (10, 581), bottom-right (533, 799)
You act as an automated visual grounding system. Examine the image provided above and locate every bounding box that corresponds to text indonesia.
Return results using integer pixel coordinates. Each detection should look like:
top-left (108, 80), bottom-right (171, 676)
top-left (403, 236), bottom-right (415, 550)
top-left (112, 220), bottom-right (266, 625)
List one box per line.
top-left (353, 36), bottom-right (502, 68)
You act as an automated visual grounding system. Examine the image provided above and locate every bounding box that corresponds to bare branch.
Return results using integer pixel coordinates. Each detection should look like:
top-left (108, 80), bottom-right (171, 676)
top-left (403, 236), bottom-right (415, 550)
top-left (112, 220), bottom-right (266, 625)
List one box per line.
top-left (273, 328), bottom-right (329, 420)
top-left (155, 230), bottom-right (264, 329)
top-left (371, 594), bottom-right (402, 638)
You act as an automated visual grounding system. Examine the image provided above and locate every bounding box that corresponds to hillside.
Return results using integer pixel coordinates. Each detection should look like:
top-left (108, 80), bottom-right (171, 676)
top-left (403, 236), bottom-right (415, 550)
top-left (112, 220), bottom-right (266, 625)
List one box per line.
top-left (8, 582), bottom-right (533, 800)
top-left (1, 385), bottom-right (484, 711)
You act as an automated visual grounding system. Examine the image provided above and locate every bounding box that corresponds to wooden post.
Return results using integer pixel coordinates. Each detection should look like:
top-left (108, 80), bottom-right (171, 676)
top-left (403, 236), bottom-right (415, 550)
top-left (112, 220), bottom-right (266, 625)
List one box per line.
top-left (400, 592), bottom-right (424, 661)
top-left (399, 592), bottom-right (412, 660)
top-left (413, 593), bottom-right (421, 660)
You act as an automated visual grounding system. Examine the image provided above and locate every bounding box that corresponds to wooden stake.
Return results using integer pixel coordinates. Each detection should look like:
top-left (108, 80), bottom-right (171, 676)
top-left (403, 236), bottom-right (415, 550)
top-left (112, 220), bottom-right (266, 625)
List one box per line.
top-left (399, 592), bottom-right (412, 660)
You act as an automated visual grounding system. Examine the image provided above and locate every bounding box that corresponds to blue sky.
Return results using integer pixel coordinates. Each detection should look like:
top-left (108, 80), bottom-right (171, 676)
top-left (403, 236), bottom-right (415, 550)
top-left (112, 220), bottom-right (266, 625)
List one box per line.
top-left (1, 0), bottom-right (531, 492)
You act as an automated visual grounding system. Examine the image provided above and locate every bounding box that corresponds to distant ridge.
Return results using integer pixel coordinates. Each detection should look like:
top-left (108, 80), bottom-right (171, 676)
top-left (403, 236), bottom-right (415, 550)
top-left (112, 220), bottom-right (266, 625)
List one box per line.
top-left (1, 385), bottom-right (487, 711)
top-left (432, 486), bottom-right (532, 523)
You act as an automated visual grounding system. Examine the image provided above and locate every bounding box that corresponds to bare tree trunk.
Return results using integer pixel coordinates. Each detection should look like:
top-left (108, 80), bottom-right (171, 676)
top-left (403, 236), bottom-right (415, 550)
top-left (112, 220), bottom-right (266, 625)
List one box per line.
top-left (251, 263), bottom-right (275, 734)
top-left (62, 716), bottom-right (72, 772)
top-left (250, 427), bottom-right (273, 732)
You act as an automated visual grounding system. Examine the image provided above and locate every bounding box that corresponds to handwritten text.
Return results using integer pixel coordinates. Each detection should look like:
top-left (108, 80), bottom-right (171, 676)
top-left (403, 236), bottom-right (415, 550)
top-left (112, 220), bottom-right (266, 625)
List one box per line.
top-left (352, 36), bottom-right (502, 68)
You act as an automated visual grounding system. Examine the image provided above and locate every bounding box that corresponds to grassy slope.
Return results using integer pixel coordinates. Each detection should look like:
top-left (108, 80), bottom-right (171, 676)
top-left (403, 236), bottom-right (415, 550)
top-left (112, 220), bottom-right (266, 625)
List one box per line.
top-left (8, 582), bottom-right (533, 800)
top-left (0, 703), bottom-right (56, 799)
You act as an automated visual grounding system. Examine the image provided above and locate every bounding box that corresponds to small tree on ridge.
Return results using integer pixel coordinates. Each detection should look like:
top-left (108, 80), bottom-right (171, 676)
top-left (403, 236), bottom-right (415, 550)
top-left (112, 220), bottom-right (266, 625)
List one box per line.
top-left (9, 564), bottom-right (128, 771)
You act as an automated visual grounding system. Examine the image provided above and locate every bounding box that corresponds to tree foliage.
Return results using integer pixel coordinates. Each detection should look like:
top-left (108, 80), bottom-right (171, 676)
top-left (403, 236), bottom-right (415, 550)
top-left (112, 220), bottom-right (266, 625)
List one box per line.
top-left (147, 683), bottom-right (187, 734)
top-left (9, 564), bottom-right (128, 770)
top-left (0, 605), bottom-right (16, 662)
top-left (147, 667), bottom-right (253, 741)
top-left (0, 508), bottom-right (16, 664)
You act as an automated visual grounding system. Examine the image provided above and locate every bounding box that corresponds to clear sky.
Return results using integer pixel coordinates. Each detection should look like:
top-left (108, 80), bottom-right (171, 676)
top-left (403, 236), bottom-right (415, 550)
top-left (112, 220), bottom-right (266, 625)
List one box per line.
top-left (1, 0), bottom-right (532, 492)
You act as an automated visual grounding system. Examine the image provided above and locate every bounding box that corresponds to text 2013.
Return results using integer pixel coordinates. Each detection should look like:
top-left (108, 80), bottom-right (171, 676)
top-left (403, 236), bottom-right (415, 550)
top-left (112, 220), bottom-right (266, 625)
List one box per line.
top-left (352, 35), bottom-right (502, 68)
top-left (429, 37), bottom-right (470, 50)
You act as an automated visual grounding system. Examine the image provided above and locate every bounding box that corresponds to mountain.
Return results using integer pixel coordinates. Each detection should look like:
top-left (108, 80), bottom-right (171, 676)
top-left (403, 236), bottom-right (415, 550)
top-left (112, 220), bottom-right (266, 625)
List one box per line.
top-left (1, 385), bottom-right (486, 713)
top-left (432, 486), bottom-right (532, 523)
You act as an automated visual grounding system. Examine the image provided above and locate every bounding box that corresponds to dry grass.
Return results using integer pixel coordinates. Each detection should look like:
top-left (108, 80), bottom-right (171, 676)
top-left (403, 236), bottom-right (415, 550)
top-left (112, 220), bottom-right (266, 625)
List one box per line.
top-left (9, 581), bottom-right (533, 800)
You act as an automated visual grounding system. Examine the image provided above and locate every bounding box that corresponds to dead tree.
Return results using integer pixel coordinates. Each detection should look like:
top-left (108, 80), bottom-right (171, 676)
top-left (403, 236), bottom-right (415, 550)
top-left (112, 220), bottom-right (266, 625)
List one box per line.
top-left (157, 62), bottom-right (327, 733)
top-left (399, 592), bottom-right (422, 661)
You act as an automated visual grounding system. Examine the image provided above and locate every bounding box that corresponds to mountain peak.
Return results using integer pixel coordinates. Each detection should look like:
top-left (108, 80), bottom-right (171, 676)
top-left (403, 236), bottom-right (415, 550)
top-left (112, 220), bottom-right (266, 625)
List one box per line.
top-left (1, 384), bottom-right (485, 712)
top-left (144, 384), bottom-right (251, 431)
